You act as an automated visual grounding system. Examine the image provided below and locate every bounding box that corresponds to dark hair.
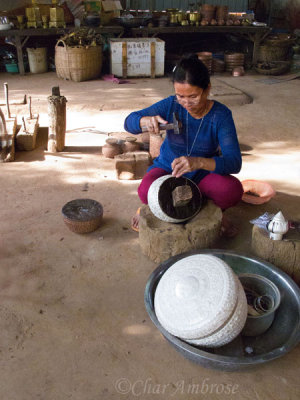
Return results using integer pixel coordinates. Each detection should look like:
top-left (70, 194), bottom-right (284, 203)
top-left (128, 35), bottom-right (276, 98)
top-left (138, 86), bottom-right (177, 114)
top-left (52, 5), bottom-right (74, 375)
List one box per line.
top-left (172, 54), bottom-right (210, 90)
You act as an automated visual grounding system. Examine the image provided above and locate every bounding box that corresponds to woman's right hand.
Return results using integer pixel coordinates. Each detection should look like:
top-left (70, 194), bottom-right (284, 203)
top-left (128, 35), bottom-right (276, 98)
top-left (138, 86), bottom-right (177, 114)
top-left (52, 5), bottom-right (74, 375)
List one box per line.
top-left (140, 115), bottom-right (168, 135)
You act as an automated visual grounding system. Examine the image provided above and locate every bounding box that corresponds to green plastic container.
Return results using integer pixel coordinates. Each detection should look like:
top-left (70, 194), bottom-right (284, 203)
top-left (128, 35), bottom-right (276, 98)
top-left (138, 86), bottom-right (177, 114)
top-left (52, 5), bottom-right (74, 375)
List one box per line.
top-left (5, 63), bottom-right (19, 73)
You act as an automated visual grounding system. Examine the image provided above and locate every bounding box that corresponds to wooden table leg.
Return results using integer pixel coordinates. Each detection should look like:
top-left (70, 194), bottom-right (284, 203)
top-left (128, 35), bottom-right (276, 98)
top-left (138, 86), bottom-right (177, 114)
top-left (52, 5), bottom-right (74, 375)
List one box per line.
top-left (15, 35), bottom-right (25, 75)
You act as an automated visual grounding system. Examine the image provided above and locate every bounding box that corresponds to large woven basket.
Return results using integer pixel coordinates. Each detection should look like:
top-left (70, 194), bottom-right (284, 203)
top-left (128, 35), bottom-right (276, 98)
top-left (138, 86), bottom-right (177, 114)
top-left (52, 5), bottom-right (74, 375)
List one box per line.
top-left (55, 40), bottom-right (102, 82)
top-left (258, 45), bottom-right (290, 62)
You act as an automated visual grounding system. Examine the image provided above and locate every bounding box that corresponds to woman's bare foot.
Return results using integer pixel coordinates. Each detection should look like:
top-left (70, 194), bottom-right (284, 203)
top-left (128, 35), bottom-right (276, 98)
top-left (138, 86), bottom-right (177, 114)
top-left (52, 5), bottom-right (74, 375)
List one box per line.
top-left (131, 207), bottom-right (141, 232)
top-left (220, 214), bottom-right (239, 238)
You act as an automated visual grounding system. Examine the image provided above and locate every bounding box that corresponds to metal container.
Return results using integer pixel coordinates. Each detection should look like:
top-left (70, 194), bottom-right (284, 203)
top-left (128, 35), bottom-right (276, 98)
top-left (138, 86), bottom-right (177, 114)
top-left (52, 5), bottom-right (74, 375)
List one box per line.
top-left (239, 274), bottom-right (281, 336)
top-left (144, 249), bottom-right (300, 371)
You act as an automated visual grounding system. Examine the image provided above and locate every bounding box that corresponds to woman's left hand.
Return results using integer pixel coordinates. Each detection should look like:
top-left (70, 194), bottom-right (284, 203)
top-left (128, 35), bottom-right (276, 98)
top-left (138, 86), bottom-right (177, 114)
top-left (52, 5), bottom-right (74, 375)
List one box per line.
top-left (171, 156), bottom-right (204, 178)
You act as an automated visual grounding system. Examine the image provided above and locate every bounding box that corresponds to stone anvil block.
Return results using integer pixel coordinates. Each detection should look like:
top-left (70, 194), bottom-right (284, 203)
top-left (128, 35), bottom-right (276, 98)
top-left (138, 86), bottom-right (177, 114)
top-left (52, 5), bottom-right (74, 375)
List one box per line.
top-left (16, 115), bottom-right (39, 151)
top-left (115, 151), bottom-right (152, 180)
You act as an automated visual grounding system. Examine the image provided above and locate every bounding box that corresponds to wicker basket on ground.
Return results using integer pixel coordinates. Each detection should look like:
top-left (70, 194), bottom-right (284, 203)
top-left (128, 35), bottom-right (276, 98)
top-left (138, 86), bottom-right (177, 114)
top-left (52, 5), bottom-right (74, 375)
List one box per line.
top-left (197, 51), bottom-right (212, 74)
top-left (55, 40), bottom-right (102, 82)
top-left (224, 52), bottom-right (244, 72)
top-left (212, 58), bottom-right (225, 73)
top-left (258, 34), bottom-right (296, 62)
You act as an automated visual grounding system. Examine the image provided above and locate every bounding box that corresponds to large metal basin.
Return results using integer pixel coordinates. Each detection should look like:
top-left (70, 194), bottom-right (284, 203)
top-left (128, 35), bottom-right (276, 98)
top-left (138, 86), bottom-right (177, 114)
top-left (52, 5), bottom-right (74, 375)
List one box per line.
top-left (144, 249), bottom-right (300, 371)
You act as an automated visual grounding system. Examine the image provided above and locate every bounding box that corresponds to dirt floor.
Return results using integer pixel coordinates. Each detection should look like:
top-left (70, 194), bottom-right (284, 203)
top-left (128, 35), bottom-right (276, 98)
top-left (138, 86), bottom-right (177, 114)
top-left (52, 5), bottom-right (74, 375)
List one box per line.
top-left (0, 70), bottom-right (300, 400)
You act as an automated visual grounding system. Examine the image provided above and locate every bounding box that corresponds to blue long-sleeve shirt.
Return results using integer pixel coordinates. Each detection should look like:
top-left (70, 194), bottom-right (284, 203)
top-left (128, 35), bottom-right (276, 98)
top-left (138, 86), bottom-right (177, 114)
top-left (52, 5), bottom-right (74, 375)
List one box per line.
top-left (124, 96), bottom-right (242, 183)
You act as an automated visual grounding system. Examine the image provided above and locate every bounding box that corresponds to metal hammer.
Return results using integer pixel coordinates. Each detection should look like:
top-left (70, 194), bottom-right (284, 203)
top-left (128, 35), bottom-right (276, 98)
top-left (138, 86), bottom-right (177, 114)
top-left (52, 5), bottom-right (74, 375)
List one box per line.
top-left (142, 112), bottom-right (182, 135)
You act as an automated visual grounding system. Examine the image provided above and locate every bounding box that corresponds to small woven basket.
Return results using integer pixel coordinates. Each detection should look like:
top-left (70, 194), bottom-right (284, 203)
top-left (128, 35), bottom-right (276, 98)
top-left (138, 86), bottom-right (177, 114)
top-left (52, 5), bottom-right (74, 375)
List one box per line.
top-left (55, 40), bottom-right (102, 82)
top-left (62, 199), bottom-right (103, 233)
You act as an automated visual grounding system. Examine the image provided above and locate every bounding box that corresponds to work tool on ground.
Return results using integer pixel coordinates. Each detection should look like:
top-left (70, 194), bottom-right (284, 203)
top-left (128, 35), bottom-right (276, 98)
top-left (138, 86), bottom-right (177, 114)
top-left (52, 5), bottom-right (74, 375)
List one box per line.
top-left (28, 96), bottom-right (33, 119)
top-left (0, 107), bottom-right (8, 150)
top-left (0, 84), bottom-right (18, 162)
top-left (16, 99), bottom-right (39, 151)
top-left (4, 82), bottom-right (11, 119)
top-left (0, 94), bottom-right (27, 106)
top-left (142, 112), bottom-right (182, 135)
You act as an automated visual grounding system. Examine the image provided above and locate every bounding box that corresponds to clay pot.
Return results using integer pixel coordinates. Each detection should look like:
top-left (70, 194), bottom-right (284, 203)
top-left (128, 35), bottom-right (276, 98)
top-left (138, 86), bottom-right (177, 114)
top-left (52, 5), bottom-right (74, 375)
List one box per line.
top-left (150, 133), bottom-right (164, 159)
top-left (201, 4), bottom-right (216, 22)
top-left (122, 137), bottom-right (140, 153)
top-left (102, 138), bottom-right (122, 159)
top-left (216, 5), bottom-right (228, 21)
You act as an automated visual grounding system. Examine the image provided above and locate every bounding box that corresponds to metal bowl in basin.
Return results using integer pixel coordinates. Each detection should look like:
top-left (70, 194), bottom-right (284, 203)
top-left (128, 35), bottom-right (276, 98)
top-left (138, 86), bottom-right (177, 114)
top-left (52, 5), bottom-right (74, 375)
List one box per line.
top-left (144, 249), bottom-right (300, 371)
top-left (239, 273), bottom-right (281, 336)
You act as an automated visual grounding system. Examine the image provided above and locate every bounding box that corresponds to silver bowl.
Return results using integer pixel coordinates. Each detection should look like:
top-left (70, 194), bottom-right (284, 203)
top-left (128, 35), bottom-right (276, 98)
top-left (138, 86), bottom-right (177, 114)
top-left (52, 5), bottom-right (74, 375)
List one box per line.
top-left (239, 273), bottom-right (281, 336)
top-left (144, 249), bottom-right (300, 371)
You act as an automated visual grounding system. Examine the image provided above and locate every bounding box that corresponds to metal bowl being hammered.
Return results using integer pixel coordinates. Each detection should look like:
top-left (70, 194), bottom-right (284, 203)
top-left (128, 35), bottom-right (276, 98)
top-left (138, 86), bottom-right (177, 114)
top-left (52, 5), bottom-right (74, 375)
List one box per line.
top-left (144, 249), bottom-right (300, 371)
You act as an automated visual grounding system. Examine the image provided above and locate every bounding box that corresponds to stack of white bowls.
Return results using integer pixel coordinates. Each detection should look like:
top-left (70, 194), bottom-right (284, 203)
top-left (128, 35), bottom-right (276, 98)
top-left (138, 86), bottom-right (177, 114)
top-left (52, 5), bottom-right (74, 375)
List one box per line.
top-left (154, 254), bottom-right (247, 347)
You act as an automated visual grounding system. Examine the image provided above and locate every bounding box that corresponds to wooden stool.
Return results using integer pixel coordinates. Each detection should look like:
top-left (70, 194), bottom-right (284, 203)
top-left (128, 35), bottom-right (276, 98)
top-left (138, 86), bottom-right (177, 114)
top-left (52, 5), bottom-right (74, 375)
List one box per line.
top-left (252, 225), bottom-right (300, 286)
top-left (139, 200), bottom-right (222, 263)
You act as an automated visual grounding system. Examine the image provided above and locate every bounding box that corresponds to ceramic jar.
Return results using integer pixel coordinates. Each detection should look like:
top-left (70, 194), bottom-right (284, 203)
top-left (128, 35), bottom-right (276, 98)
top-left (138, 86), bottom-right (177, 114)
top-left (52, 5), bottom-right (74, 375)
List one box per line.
top-left (122, 137), bottom-right (140, 153)
top-left (102, 138), bottom-right (122, 159)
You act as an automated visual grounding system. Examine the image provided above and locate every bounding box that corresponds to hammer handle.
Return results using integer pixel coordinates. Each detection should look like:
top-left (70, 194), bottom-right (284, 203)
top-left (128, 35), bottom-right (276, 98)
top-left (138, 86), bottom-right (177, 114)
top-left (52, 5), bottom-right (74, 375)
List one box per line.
top-left (141, 123), bottom-right (174, 133)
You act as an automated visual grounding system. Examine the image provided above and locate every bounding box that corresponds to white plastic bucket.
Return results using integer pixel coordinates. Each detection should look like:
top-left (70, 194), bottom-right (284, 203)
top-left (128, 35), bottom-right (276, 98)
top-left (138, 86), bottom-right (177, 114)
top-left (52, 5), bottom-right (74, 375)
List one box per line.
top-left (27, 47), bottom-right (47, 73)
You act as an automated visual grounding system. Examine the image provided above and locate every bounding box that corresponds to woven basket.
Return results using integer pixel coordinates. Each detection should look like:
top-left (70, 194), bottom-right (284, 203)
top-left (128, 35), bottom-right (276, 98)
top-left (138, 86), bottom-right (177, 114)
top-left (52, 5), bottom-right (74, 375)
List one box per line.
top-left (258, 45), bottom-right (290, 62)
top-left (264, 34), bottom-right (296, 48)
top-left (55, 40), bottom-right (102, 82)
top-left (62, 198), bottom-right (103, 233)
top-left (197, 51), bottom-right (212, 74)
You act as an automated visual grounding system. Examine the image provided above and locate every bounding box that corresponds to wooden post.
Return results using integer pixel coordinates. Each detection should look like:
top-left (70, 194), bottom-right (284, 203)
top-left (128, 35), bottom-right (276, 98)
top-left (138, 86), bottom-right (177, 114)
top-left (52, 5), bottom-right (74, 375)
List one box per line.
top-left (150, 41), bottom-right (155, 78)
top-left (47, 86), bottom-right (67, 152)
top-left (122, 42), bottom-right (127, 79)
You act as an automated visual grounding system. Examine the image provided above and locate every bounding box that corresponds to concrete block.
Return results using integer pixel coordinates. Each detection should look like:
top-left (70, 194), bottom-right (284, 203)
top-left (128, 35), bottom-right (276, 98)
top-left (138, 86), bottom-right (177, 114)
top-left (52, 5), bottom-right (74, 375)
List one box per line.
top-left (134, 151), bottom-right (151, 179)
top-left (115, 153), bottom-right (135, 180)
top-left (1, 116), bottom-right (17, 162)
top-left (115, 151), bottom-right (151, 180)
top-left (16, 116), bottom-right (39, 151)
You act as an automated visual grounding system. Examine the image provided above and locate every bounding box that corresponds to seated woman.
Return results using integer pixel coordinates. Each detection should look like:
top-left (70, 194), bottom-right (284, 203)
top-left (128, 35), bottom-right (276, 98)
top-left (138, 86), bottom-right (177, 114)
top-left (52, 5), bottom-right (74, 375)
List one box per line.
top-left (124, 54), bottom-right (243, 236)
